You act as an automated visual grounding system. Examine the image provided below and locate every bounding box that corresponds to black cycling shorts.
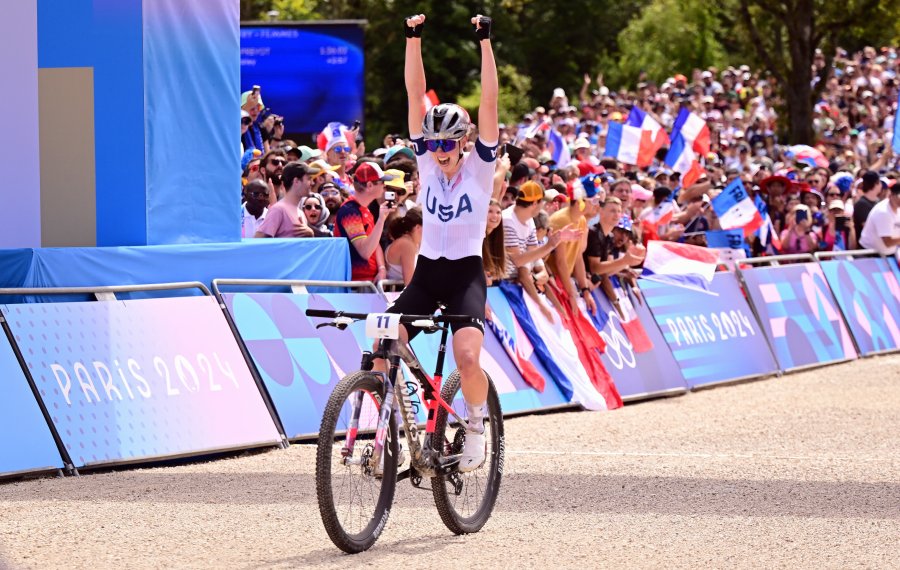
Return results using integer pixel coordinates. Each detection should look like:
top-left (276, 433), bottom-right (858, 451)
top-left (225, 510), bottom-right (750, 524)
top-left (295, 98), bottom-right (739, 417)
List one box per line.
top-left (386, 255), bottom-right (486, 339)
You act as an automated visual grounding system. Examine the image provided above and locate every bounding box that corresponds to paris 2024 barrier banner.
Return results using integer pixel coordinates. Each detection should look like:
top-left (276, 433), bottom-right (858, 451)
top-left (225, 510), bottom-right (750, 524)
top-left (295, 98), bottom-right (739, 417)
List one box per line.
top-left (639, 272), bottom-right (779, 388)
top-left (1, 297), bottom-right (282, 468)
top-left (588, 280), bottom-right (689, 398)
top-left (740, 263), bottom-right (858, 371)
top-left (819, 257), bottom-right (900, 355)
top-left (0, 329), bottom-right (64, 477)
top-left (225, 291), bottom-right (571, 440)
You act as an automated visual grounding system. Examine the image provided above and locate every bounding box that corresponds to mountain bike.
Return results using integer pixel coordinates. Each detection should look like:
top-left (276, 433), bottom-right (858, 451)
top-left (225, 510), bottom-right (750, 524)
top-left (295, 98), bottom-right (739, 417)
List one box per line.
top-left (306, 308), bottom-right (504, 553)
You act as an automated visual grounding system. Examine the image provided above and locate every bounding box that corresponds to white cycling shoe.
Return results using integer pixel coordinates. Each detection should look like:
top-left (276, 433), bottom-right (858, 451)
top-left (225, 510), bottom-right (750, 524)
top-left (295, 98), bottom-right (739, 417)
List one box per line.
top-left (458, 430), bottom-right (486, 473)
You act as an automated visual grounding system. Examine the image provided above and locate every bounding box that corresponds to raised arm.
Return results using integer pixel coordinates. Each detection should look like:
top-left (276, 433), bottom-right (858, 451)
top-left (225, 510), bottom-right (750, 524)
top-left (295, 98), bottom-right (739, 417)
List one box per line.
top-left (472, 15), bottom-right (499, 144)
top-left (404, 14), bottom-right (427, 137)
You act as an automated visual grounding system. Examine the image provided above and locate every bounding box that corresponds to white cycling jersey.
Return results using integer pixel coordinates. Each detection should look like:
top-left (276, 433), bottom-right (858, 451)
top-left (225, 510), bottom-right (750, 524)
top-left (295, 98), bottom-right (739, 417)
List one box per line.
top-left (412, 136), bottom-right (498, 261)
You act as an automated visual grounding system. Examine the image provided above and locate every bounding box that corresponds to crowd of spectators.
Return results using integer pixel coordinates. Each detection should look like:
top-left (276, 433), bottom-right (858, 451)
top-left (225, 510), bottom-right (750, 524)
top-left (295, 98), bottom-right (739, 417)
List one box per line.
top-left (238, 45), bottom-right (900, 311)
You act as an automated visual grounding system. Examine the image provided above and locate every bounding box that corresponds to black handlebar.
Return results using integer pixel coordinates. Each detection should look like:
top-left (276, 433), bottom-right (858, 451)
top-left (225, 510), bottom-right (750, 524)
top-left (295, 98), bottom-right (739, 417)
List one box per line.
top-left (305, 308), bottom-right (477, 325)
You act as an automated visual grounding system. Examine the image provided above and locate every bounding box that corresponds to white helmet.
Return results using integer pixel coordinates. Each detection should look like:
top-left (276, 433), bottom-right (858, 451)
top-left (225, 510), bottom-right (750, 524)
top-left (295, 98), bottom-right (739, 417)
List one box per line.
top-left (423, 103), bottom-right (470, 140)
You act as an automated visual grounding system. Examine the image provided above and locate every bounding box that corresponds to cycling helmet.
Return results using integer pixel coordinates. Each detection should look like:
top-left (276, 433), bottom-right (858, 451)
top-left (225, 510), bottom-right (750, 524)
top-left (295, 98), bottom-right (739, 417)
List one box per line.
top-left (422, 103), bottom-right (470, 140)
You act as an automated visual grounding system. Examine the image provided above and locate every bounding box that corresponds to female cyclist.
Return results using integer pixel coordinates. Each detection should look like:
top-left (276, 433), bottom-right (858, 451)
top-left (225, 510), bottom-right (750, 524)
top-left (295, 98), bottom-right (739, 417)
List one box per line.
top-left (387, 12), bottom-right (499, 472)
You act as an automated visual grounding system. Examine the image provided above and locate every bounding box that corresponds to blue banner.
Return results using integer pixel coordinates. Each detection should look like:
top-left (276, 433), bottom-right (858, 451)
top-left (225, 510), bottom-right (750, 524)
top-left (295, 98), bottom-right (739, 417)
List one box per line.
top-left (640, 272), bottom-right (778, 388)
top-left (2, 298), bottom-right (281, 468)
top-left (0, 330), bottom-right (64, 476)
top-left (588, 282), bottom-right (688, 399)
top-left (820, 257), bottom-right (900, 355)
top-left (740, 263), bottom-right (857, 371)
top-left (711, 178), bottom-right (749, 218)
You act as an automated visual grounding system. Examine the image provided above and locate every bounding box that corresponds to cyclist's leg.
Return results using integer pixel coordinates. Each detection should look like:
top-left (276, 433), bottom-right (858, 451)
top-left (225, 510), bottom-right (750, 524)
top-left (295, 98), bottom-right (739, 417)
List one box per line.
top-left (373, 260), bottom-right (438, 368)
top-left (443, 257), bottom-right (489, 471)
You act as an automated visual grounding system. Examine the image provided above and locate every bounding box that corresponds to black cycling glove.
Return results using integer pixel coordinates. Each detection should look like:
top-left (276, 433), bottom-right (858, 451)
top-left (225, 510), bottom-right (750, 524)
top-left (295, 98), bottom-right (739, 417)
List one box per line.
top-left (404, 16), bottom-right (423, 38)
top-left (474, 16), bottom-right (492, 41)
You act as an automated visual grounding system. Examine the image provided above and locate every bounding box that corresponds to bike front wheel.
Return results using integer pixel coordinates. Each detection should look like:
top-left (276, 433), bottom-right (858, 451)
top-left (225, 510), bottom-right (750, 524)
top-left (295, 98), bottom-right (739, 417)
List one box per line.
top-left (316, 371), bottom-right (399, 553)
top-left (431, 369), bottom-right (504, 534)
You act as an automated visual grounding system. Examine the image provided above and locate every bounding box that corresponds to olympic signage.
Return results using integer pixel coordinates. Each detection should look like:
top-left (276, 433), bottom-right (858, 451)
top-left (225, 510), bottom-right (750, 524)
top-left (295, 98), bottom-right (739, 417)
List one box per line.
top-left (224, 292), bottom-right (388, 439)
top-left (0, 329), bottom-right (64, 477)
top-left (1, 297), bottom-right (282, 468)
top-left (588, 282), bottom-right (688, 399)
top-left (640, 273), bottom-right (778, 388)
top-left (819, 257), bottom-right (900, 355)
top-left (740, 263), bottom-right (857, 371)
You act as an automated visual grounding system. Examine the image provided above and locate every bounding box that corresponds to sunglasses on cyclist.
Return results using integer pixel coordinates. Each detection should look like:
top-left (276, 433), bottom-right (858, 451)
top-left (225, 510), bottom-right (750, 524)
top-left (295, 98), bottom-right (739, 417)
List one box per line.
top-left (304, 204), bottom-right (323, 210)
top-left (425, 139), bottom-right (459, 153)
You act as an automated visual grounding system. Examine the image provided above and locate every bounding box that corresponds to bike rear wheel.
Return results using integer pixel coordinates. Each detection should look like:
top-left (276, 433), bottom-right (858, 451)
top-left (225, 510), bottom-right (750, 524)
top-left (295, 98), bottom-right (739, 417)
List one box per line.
top-left (316, 371), bottom-right (399, 553)
top-left (431, 369), bottom-right (504, 534)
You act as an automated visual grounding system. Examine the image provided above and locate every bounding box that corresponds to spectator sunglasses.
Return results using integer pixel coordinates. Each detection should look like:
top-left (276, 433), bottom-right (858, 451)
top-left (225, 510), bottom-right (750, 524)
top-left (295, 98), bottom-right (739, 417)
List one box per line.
top-left (425, 139), bottom-right (459, 152)
top-left (304, 203), bottom-right (323, 210)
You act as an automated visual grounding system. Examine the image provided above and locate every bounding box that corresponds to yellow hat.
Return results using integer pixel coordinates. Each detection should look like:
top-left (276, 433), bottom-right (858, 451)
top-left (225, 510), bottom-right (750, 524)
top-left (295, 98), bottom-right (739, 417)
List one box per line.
top-left (308, 159), bottom-right (340, 176)
top-left (518, 180), bottom-right (544, 203)
top-left (384, 169), bottom-right (406, 189)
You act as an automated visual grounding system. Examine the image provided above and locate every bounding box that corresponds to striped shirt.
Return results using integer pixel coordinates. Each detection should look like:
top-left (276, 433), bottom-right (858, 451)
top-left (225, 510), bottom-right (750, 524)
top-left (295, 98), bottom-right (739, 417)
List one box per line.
top-left (502, 206), bottom-right (539, 279)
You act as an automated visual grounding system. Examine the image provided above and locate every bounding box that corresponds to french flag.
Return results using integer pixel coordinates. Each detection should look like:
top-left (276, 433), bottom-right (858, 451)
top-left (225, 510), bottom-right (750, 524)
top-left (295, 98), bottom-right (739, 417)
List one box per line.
top-left (711, 178), bottom-right (763, 236)
top-left (604, 121), bottom-right (641, 165)
top-left (664, 108), bottom-right (710, 187)
top-left (642, 240), bottom-right (720, 292)
top-left (422, 89), bottom-right (440, 113)
top-left (547, 128), bottom-right (571, 169)
top-left (518, 117), bottom-right (551, 144)
top-left (641, 198), bottom-right (675, 228)
top-left (625, 107), bottom-right (670, 167)
top-left (753, 193), bottom-right (782, 252)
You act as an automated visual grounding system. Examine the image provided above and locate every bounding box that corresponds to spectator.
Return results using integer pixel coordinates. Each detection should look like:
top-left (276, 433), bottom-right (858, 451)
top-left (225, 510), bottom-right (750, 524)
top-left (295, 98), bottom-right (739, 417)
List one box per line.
top-left (241, 89), bottom-right (266, 153)
top-left (780, 204), bottom-right (819, 254)
top-left (853, 170), bottom-right (883, 235)
top-left (308, 159), bottom-right (340, 195)
top-left (241, 179), bottom-right (269, 238)
top-left (333, 162), bottom-right (396, 282)
top-left (384, 208), bottom-right (423, 285)
top-left (255, 161), bottom-right (319, 238)
top-left (483, 199), bottom-right (506, 284)
top-left (858, 184), bottom-right (900, 255)
top-left (302, 193), bottom-right (333, 237)
top-left (821, 199), bottom-right (857, 251)
top-left (260, 149), bottom-right (287, 203)
top-left (320, 124), bottom-right (355, 192)
top-left (584, 197), bottom-right (646, 281)
top-left (503, 181), bottom-right (566, 322)
top-left (318, 181), bottom-right (344, 229)
top-left (384, 169), bottom-right (411, 216)
top-left (548, 178), bottom-right (595, 314)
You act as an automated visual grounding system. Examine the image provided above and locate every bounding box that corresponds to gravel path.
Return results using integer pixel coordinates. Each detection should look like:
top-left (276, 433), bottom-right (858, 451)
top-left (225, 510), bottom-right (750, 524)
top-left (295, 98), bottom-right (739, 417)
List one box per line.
top-left (1, 355), bottom-right (898, 569)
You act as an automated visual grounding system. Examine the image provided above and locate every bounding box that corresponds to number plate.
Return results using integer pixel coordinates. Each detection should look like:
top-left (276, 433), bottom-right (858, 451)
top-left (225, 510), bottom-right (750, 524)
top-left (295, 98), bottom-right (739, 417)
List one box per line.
top-left (365, 313), bottom-right (401, 339)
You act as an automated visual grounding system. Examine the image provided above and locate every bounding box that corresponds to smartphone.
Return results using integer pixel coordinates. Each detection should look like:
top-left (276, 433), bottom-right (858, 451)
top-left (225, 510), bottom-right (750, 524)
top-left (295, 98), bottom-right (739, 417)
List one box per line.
top-left (505, 143), bottom-right (524, 166)
top-left (795, 209), bottom-right (809, 224)
top-left (384, 190), bottom-right (396, 208)
top-left (835, 216), bottom-right (848, 232)
top-left (499, 143), bottom-right (508, 158)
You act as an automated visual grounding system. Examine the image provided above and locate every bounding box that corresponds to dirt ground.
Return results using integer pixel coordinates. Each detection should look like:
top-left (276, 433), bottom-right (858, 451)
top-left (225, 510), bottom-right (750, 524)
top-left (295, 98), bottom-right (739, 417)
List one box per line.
top-left (0, 355), bottom-right (898, 569)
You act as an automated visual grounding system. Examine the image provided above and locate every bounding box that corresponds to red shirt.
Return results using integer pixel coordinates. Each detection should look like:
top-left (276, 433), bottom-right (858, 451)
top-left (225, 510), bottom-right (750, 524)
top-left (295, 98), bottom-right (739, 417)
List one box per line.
top-left (333, 196), bottom-right (378, 281)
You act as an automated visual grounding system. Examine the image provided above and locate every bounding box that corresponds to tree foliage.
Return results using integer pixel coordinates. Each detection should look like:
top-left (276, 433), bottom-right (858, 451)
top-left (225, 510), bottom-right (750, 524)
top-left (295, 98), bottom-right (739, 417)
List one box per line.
top-left (239, 0), bottom-right (900, 146)
top-left (617, 0), bottom-right (728, 85)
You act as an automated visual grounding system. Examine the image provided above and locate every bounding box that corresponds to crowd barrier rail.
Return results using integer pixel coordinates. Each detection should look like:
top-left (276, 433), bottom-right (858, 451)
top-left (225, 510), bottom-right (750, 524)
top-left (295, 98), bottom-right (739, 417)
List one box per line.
top-left (814, 250), bottom-right (900, 357)
top-left (213, 279), bottom-right (386, 440)
top-left (736, 254), bottom-right (859, 373)
top-left (0, 282), bottom-right (284, 473)
top-left (3, 250), bottom-right (900, 478)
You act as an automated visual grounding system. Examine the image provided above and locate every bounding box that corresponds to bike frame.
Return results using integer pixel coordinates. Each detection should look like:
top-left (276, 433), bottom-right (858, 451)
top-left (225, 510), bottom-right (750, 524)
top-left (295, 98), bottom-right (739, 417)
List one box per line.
top-left (341, 324), bottom-right (472, 477)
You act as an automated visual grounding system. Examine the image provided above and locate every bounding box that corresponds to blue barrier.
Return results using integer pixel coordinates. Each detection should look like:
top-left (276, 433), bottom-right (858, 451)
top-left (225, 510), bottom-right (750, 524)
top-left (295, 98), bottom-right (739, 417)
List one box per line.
top-left (819, 256), bottom-right (900, 356)
top-left (0, 239), bottom-right (350, 301)
top-left (589, 282), bottom-right (689, 399)
top-left (224, 291), bottom-right (389, 439)
top-left (740, 263), bottom-right (857, 371)
top-left (640, 272), bottom-right (779, 388)
top-left (2, 297), bottom-right (282, 468)
top-left (0, 327), bottom-right (64, 477)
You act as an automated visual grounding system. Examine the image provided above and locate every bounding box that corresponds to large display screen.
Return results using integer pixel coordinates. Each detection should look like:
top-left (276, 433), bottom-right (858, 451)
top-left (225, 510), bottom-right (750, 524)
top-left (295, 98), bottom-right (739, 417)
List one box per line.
top-left (240, 24), bottom-right (365, 138)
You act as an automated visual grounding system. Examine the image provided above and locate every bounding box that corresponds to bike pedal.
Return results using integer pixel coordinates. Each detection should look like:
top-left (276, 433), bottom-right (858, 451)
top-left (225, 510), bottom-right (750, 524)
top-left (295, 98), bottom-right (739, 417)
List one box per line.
top-left (435, 454), bottom-right (461, 475)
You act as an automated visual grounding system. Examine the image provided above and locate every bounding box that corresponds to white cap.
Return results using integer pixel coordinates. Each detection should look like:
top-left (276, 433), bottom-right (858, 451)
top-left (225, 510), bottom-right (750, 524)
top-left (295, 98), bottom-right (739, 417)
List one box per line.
top-left (573, 138), bottom-right (591, 150)
top-left (599, 86), bottom-right (610, 97)
top-left (701, 70), bottom-right (713, 78)
top-left (553, 87), bottom-right (566, 99)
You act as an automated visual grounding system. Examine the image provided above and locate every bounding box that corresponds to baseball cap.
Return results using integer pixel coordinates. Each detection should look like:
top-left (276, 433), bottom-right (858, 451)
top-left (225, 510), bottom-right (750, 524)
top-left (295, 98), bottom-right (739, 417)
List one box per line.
top-left (354, 162), bottom-right (395, 184)
top-left (384, 169), bottom-right (406, 189)
top-left (573, 138), bottom-right (591, 151)
top-left (615, 216), bottom-right (633, 232)
top-left (631, 184), bottom-right (653, 201)
top-left (518, 181), bottom-right (544, 203)
top-left (384, 144), bottom-right (415, 164)
top-left (827, 200), bottom-right (845, 211)
top-left (240, 90), bottom-right (264, 109)
top-left (308, 159), bottom-right (340, 176)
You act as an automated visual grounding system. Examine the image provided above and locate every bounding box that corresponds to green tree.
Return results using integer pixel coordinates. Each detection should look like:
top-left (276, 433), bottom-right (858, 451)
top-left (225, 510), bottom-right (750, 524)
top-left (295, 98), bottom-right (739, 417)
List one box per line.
top-left (457, 64), bottom-right (533, 127)
top-left (734, 0), bottom-right (900, 144)
top-left (617, 0), bottom-right (729, 85)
